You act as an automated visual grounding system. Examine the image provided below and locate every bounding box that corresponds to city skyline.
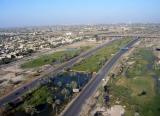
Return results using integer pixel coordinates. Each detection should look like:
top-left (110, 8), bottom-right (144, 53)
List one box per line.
top-left (1, 0), bottom-right (160, 27)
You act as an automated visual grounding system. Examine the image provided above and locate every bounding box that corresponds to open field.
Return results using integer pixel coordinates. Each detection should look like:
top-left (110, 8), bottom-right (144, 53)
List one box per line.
top-left (0, 39), bottom-right (101, 98)
top-left (72, 38), bottom-right (132, 72)
top-left (107, 48), bottom-right (160, 116)
top-left (21, 46), bottom-right (91, 68)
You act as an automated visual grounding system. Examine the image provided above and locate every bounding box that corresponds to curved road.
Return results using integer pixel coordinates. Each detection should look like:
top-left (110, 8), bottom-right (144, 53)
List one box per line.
top-left (62, 38), bottom-right (139, 116)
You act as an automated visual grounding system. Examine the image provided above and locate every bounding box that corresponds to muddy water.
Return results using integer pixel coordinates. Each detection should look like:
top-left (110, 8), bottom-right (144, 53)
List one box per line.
top-left (11, 71), bottom-right (92, 116)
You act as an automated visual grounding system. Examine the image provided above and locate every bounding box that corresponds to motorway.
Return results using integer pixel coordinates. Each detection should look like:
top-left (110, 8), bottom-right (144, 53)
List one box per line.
top-left (62, 38), bottom-right (139, 116)
top-left (0, 38), bottom-right (118, 107)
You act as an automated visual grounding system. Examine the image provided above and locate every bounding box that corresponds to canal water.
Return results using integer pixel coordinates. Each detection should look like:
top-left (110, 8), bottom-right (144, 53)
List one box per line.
top-left (6, 71), bottom-right (92, 116)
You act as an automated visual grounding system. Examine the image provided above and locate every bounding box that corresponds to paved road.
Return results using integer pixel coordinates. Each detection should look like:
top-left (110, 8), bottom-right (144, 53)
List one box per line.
top-left (62, 38), bottom-right (139, 116)
top-left (0, 38), bottom-right (118, 107)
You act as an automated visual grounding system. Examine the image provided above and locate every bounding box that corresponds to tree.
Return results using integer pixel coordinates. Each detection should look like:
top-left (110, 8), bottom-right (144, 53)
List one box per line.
top-left (11, 55), bottom-right (16, 59)
top-left (61, 88), bottom-right (70, 99)
top-left (100, 57), bottom-right (106, 64)
top-left (54, 99), bottom-right (61, 115)
top-left (70, 81), bottom-right (78, 89)
top-left (52, 58), bottom-right (56, 63)
top-left (57, 81), bottom-right (62, 88)
top-left (64, 53), bottom-right (69, 60)
top-left (2, 57), bottom-right (12, 64)
top-left (24, 105), bottom-right (38, 116)
top-left (47, 97), bottom-right (55, 110)
top-left (66, 83), bottom-right (70, 88)
top-left (27, 49), bottom-right (34, 54)
top-left (94, 34), bottom-right (98, 40)
top-left (47, 97), bottom-right (53, 104)
top-left (55, 99), bottom-right (61, 105)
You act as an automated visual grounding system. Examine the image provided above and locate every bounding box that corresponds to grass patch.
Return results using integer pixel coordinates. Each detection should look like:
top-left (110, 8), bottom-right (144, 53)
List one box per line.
top-left (126, 48), bottom-right (155, 78)
top-left (108, 48), bottom-right (160, 116)
top-left (23, 86), bottom-right (52, 107)
top-left (109, 76), bottom-right (159, 116)
top-left (72, 38), bottom-right (132, 72)
top-left (21, 46), bottom-right (91, 68)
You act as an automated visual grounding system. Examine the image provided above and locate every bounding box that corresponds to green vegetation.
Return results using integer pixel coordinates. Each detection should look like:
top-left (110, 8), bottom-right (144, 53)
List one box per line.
top-left (72, 38), bottom-right (132, 72)
top-left (5, 72), bottom-right (91, 116)
top-left (107, 48), bottom-right (160, 116)
top-left (21, 46), bottom-right (91, 68)
top-left (23, 86), bottom-right (52, 107)
top-left (126, 48), bottom-right (155, 77)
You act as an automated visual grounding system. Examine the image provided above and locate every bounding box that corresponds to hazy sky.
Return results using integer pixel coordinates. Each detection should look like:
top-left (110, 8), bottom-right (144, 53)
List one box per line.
top-left (1, 0), bottom-right (160, 27)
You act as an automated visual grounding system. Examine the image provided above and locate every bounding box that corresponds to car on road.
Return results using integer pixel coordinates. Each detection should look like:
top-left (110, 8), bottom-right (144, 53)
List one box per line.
top-left (121, 47), bottom-right (129, 50)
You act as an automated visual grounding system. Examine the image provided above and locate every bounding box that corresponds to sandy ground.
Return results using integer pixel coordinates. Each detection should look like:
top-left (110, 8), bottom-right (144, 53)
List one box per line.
top-left (91, 105), bottom-right (125, 116)
top-left (105, 105), bottom-right (125, 116)
top-left (0, 39), bottom-right (104, 97)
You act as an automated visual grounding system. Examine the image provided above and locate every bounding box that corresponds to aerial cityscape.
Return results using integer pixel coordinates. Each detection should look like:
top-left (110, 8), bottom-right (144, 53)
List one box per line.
top-left (0, 0), bottom-right (160, 116)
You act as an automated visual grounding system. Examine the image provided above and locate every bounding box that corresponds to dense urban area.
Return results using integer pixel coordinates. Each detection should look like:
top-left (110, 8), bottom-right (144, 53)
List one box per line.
top-left (0, 24), bottom-right (160, 116)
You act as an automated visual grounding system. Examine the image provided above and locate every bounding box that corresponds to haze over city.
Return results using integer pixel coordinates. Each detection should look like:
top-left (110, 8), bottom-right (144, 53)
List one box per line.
top-left (0, 0), bottom-right (160, 116)
top-left (1, 0), bottom-right (160, 27)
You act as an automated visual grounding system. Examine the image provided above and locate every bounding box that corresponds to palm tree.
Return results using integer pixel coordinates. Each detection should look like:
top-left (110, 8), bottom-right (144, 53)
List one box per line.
top-left (99, 57), bottom-right (106, 67)
top-left (55, 99), bottom-right (61, 115)
top-left (61, 88), bottom-right (70, 99)
top-left (57, 81), bottom-right (62, 88)
top-left (66, 83), bottom-right (70, 88)
top-left (47, 97), bottom-right (55, 111)
top-left (55, 99), bottom-right (61, 105)
top-left (70, 81), bottom-right (78, 89)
